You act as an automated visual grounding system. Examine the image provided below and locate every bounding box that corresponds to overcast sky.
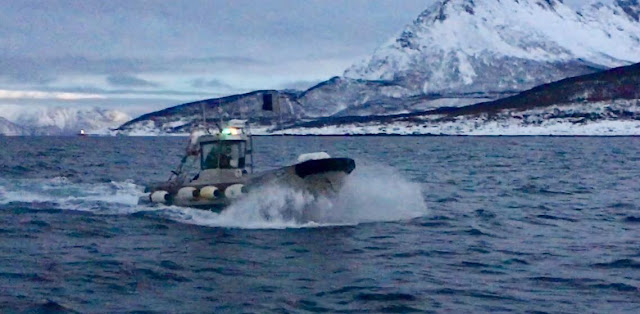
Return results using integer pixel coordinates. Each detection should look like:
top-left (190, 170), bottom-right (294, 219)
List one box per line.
top-left (0, 0), bottom-right (601, 116)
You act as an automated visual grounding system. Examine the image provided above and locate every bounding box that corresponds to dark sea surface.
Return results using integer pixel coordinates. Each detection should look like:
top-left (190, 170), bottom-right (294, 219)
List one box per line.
top-left (1, 136), bottom-right (640, 313)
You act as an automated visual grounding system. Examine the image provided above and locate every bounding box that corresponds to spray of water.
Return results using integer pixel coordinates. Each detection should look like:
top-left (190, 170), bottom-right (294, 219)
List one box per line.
top-left (169, 161), bottom-right (428, 228)
top-left (0, 161), bottom-right (427, 229)
top-left (0, 177), bottom-right (145, 214)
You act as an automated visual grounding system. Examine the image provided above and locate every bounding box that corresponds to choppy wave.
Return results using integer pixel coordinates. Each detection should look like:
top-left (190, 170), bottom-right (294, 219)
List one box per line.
top-left (0, 161), bottom-right (428, 229)
top-left (2, 136), bottom-right (640, 312)
top-left (0, 177), bottom-right (143, 214)
top-left (167, 162), bottom-right (427, 229)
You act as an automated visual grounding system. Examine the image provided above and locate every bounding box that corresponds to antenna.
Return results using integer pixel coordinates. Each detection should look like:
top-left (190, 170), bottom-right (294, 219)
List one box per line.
top-left (202, 99), bottom-right (223, 132)
top-left (200, 102), bottom-right (207, 127)
top-left (200, 102), bottom-right (210, 134)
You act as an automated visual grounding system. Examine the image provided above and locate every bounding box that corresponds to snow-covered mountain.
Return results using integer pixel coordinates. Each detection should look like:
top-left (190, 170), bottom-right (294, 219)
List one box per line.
top-left (281, 63), bottom-right (640, 135)
top-left (0, 107), bottom-right (130, 135)
top-left (302, 0), bottom-right (640, 116)
top-left (116, 90), bottom-right (305, 135)
top-left (0, 117), bottom-right (25, 136)
top-left (278, 99), bottom-right (640, 136)
top-left (116, 0), bottom-right (640, 136)
top-left (344, 0), bottom-right (640, 95)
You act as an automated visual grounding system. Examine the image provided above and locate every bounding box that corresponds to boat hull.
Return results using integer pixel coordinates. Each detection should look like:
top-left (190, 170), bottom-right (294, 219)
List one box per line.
top-left (138, 158), bottom-right (355, 211)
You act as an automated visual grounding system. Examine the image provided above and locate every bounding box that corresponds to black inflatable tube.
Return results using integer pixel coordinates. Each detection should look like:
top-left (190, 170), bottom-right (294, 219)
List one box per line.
top-left (294, 158), bottom-right (356, 178)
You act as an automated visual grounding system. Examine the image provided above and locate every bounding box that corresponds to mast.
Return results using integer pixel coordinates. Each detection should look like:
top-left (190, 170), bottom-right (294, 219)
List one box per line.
top-left (201, 102), bottom-right (207, 128)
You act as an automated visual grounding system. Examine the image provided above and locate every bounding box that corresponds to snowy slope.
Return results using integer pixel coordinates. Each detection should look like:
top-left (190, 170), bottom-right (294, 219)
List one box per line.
top-left (117, 61), bottom-right (640, 136)
top-left (116, 0), bottom-right (640, 136)
top-left (344, 0), bottom-right (640, 95)
top-left (277, 100), bottom-right (640, 136)
top-left (0, 117), bottom-right (25, 136)
top-left (116, 90), bottom-right (305, 135)
top-left (297, 77), bottom-right (412, 117)
top-left (279, 63), bottom-right (640, 135)
top-left (0, 107), bottom-right (130, 135)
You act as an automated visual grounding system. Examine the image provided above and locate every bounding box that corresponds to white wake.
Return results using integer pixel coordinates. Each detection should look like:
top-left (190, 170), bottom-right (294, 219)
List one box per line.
top-left (166, 162), bottom-right (428, 229)
top-left (0, 162), bottom-right (427, 229)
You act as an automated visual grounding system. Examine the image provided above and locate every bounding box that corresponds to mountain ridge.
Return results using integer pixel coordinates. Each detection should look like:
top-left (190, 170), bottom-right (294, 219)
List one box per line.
top-left (344, 0), bottom-right (640, 95)
top-left (0, 117), bottom-right (25, 136)
top-left (0, 107), bottom-right (130, 135)
top-left (81, 0), bottom-right (640, 136)
top-left (279, 62), bottom-right (640, 135)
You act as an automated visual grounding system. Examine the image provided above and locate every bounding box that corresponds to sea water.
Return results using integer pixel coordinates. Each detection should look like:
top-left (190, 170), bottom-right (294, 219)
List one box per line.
top-left (1, 136), bottom-right (639, 312)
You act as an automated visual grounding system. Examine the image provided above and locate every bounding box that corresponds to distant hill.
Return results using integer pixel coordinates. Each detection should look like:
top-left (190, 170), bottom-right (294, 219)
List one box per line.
top-left (0, 107), bottom-right (130, 136)
top-left (0, 117), bottom-right (24, 136)
top-left (346, 0), bottom-right (640, 95)
top-left (115, 0), bottom-right (640, 136)
top-left (115, 90), bottom-right (305, 135)
top-left (280, 63), bottom-right (640, 135)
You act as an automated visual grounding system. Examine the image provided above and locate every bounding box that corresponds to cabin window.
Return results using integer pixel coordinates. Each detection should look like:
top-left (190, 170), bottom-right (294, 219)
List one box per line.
top-left (200, 141), bottom-right (246, 170)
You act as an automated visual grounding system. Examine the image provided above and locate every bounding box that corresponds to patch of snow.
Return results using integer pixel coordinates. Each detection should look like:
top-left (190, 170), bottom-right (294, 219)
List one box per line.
top-left (345, 0), bottom-right (640, 94)
top-left (0, 105), bottom-right (130, 136)
top-left (276, 100), bottom-right (640, 136)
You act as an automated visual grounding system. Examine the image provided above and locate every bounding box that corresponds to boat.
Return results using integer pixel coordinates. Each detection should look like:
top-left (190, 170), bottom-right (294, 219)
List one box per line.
top-left (138, 119), bottom-right (355, 211)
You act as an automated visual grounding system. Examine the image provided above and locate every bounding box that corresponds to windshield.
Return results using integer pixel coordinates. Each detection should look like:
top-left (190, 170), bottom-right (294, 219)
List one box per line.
top-left (200, 141), bottom-right (246, 169)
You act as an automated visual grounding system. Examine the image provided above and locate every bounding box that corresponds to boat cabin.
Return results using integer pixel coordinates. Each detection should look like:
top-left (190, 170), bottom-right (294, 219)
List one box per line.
top-left (197, 123), bottom-right (252, 173)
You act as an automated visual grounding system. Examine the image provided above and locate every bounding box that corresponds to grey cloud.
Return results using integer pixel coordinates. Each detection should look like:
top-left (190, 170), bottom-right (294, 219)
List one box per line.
top-left (0, 1), bottom-right (431, 62)
top-left (278, 80), bottom-right (323, 91)
top-left (0, 57), bottom-right (58, 84)
top-left (0, 71), bottom-right (57, 85)
top-left (0, 97), bottom-right (194, 117)
top-left (0, 0), bottom-right (593, 67)
top-left (190, 78), bottom-right (233, 89)
top-left (31, 85), bottom-right (221, 98)
top-left (0, 55), bottom-right (264, 82)
top-left (107, 74), bottom-right (158, 87)
top-left (0, 0), bottom-right (433, 94)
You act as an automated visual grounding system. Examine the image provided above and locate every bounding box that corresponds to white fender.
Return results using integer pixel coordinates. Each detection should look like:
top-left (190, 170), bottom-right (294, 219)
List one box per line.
top-left (297, 152), bottom-right (331, 163)
top-left (200, 186), bottom-right (220, 199)
top-left (176, 187), bottom-right (198, 200)
top-left (150, 191), bottom-right (169, 203)
top-left (225, 184), bottom-right (245, 199)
